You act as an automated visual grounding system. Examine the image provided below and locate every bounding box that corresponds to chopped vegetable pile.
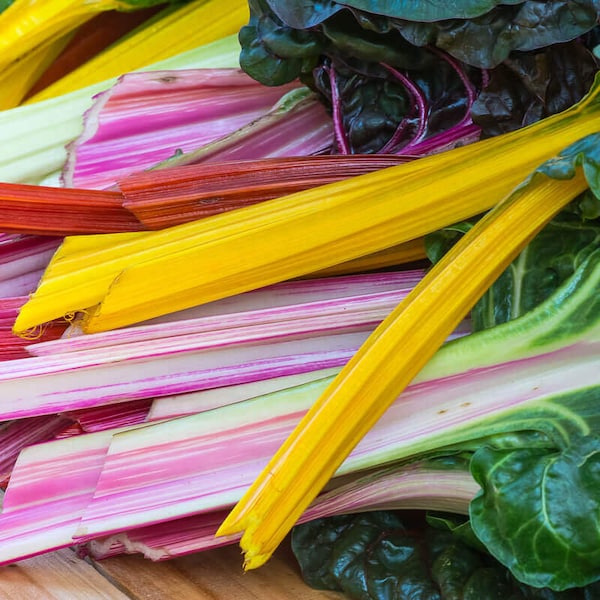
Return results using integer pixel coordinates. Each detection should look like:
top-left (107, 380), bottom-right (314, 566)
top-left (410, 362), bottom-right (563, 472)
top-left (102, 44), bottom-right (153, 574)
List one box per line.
top-left (0, 0), bottom-right (600, 598)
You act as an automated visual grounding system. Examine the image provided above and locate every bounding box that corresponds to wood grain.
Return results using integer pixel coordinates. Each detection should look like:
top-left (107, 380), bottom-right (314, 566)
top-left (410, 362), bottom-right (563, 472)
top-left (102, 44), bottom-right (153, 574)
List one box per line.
top-left (92, 543), bottom-right (342, 600)
top-left (0, 548), bottom-right (129, 599)
top-left (0, 545), bottom-right (341, 599)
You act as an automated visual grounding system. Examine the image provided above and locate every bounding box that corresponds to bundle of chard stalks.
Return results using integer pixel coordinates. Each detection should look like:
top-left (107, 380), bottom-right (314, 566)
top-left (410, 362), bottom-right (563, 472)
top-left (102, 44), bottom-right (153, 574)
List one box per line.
top-left (4, 0), bottom-right (600, 597)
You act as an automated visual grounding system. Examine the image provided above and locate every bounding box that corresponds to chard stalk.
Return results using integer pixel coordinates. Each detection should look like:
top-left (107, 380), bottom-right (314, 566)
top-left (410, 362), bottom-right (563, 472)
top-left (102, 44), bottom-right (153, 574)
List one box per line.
top-left (2, 270), bottom-right (436, 419)
top-left (62, 71), bottom-right (304, 189)
top-left (0, 296), bottom-right (66, 360)
top-left (216, 165), bottom-right (591, 568)
top-left (0, 0), bottom-right (100, 72)
top-left (0, 253), bottom-right (598, 564)
top-left (0, 34), bottom-right (241, 185)
top-left (14, 76), bottom-right (600, 334)
top-left (26, 0), bottom-right (249, 103)
top-left (0, 35), bottom-right (73, 110)
top-left (0, 415), bottom-right (72, 481)
top-left (0, 183), bottom-right (141, 235)
top-left (85, 460), bottom-right (478, 561)
top-left (120, 155), bottom-right (406, 229)
top-left (0, 234), bottom-right (61, 297)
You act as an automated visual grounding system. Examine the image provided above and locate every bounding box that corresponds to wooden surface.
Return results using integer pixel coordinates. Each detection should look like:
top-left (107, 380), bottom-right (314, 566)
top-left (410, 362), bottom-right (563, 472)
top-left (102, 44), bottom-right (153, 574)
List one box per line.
top-left (0, 544), bottom-right (342, 599)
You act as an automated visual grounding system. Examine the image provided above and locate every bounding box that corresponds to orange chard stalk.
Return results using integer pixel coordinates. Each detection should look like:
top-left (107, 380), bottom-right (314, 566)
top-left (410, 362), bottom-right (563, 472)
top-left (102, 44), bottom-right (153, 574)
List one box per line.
top-left (119, 155), bottom-right (409, 229)
top-left (0, 183), bottom-right (142, 235)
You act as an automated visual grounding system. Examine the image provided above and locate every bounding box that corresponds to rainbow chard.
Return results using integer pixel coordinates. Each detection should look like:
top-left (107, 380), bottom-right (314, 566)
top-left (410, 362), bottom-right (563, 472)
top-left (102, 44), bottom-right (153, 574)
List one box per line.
top-left (84, 457), bottom-right (479, 561)
top-left (0, 232), bottom-right (597, 580)
top-left (0, 234), bottom-right (60, 297)
top-left (62, 69), bottom-right (312, 189)
top-left (14, 77), bottom-right (600, 335)
top-left (0, 34), bottom-right (241, 186)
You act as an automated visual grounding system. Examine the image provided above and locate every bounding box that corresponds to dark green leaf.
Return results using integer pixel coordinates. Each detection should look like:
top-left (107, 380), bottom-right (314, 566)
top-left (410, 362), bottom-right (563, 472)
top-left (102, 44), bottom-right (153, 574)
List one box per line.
top-left (470, 436), bottom-right (600, 590)
top-left (393, 2), bottom-right (600, 68)
top-left (264, 0), bottom-right (341, 28)
top-left (471, 40), bottom-right (599, 137)
top-left (239, 0), bottom-right (323, 85)
top-left (338, 0), bottom-right (525, 21)
top-left (292, 512), bottom-right (600, 598)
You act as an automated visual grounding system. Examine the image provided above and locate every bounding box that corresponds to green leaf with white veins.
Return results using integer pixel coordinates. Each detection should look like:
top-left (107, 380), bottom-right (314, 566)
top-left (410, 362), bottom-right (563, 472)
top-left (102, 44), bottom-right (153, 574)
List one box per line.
top-left (470, 434), bottom-right (600, 590)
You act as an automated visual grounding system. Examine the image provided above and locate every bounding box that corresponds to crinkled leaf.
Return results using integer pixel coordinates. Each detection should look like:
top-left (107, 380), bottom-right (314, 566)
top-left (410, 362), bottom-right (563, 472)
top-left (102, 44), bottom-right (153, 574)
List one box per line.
top-left (271, 0), bottom-right (527, 25)
top-left (472, 39), bottom-right (600, 137)
top-left (264, 0), bottom-right (341, 28)
top-left (239, 0), bottom-right (324, 85)
top-left (239, 1), bottom-right (600, 152)
top-left (310, 50), bottom-right (480, 153)
top-left (393, 1), bottom-right (600, 68)
top-left (292, 511), bottom-right (598, 598)
top-left (470, 435), bottom-right (600, 590)
top-left (254, 1), bottom-right (600, 69)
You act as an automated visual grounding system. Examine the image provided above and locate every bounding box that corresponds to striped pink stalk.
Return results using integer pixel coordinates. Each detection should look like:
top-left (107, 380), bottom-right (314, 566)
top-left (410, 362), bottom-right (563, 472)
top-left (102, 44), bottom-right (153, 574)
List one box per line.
top-left (62, 69), bottom-right (319, 189)
top-left (0, 415), bottom-right (73, 482)
top-left (40, 270), bottom-right (426, 348)
top-left (72, 341), bottom-right (599, 542)
top-left (0, 339), bottom-right (592, 564)
top-left (0, 329), bottom-right (368, 420)
top-left (0, 234), bottom-right (61, 297)
top-left (0, 272), bottom-right (432, 419)
top-left (66, 399), bottom-right (154, 433)
top-left (84, 462), bottom-right (479, 561)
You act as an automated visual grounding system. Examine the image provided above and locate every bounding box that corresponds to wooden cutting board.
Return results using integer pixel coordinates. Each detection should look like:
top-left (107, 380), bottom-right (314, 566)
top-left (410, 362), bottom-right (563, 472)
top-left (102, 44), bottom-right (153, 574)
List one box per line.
top-left (0, 544), bottom-right (342, 599)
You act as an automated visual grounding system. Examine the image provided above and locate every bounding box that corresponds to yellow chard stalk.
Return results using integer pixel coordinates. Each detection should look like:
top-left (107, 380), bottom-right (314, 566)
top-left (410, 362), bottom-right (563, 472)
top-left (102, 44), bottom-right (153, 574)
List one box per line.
top-left (13, 75), bottom-right (600, 335)
top-left (0, 34), bottom-right (73, 109)
top-left (0, 0), bottom-right (121, 72)
top-left (305, 238), bottom-right (427, 278)
top-left (26, 0), bottom-right (249, 103)
top-left (216, 166), bottom-right (589, 569)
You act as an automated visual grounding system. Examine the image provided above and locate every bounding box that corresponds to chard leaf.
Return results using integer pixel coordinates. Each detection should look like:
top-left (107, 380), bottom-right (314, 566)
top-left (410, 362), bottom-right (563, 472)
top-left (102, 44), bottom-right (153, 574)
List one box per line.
top-left (270, 0), bottom-right (528, 26)
top-left (469, 435), bottom-right (600, 590)
top-left (428, 134), bottom-right (600, 331)
top-left (239, 0), bottom-right (324, 85)
top-left (292, 512), bottom-right (599, 598)
top-left (264, 0), bottom-right (341, 28)
top-left (259, 1), bottom-right (600, 69)
top-left (337, 0), bottom-right (525, 21)
top-left (472, 215), bottom-right (600, 330)
top-left (240, 1), bottom-right (600, 150)
top-left (471, 39), bottom-right (600, 137)
top-left (310, 49), bottom-right (480, 153)
top-left (393, 1), bottom-right (600, 68)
